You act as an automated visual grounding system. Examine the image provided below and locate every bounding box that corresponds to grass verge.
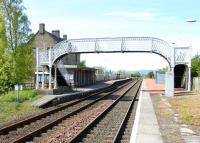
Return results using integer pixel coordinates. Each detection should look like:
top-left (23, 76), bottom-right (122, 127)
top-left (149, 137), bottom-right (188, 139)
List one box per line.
top-left (0, 90), bottom-right (42, 123)
top-left (168, 94), bottom-right (200, 126)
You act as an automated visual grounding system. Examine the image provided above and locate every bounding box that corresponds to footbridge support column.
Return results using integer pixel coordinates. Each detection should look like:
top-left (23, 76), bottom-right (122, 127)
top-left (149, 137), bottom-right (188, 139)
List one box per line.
top-left (165, 67), bottom-right (174, 96)
top-left (54, 64), bottom-right (58, 89)
top-left (35, 48), bottom-right (39, 89)
top-left (49, 67), bottom-right (52, 90)
top-left (41, 67), bottom-right (45, 89)
top-left (188, 67), bottom-right (191, 91)
top-left (48, 47), bottom-right (52, 90)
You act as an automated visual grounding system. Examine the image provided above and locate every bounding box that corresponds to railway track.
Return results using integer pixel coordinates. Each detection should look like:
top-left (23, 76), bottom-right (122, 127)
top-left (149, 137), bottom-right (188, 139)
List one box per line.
top-left (69, 79), bottom-right (142, 143)
top-left (0, 79), bottom-right (133, 143)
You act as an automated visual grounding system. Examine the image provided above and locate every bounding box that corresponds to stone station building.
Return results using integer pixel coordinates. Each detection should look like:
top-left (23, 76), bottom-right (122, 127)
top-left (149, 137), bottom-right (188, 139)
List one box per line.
top-left (32, 23), bottom-right (96, 92)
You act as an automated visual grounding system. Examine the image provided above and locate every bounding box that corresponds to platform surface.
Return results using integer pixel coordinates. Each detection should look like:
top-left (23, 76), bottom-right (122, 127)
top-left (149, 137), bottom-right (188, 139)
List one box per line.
top-left (130, 81), bottom-right (163, 143)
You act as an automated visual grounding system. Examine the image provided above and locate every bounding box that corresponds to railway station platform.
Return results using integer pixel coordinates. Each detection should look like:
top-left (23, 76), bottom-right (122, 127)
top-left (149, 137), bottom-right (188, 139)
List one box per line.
top-left (130, 79), bottom-right (163, 143)
top-left (31, 79), bottom-right (122, 107)
top-left (144, 78), bottom-right (186, 94)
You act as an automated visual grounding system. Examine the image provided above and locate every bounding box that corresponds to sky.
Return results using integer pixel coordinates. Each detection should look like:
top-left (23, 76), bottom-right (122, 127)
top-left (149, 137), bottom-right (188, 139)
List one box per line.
top-left (23, 0), bottom-right (200, 71)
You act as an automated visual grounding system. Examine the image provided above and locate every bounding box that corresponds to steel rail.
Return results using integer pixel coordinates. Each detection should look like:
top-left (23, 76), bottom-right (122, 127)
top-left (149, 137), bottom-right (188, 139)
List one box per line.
top-left (10, 79), bottom-right (135, 143)
top-left (112, 80), bottom-right (142, 143)
top-left (69, 79), bottom-right (141, 143)
top-left (0, 84), bottom-right (112, 135)
top-left (0, 79), bottom-right (131, 135)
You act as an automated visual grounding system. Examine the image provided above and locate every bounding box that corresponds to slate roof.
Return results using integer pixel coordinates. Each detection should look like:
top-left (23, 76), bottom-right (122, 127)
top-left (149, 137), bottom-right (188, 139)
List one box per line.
top-left (46, 31), bottom-right (63, 43)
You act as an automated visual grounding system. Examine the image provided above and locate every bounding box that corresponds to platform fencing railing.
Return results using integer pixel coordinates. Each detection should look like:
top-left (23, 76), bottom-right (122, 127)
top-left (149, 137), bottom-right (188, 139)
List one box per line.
top-left (192, 77), bottom-right (200, 92)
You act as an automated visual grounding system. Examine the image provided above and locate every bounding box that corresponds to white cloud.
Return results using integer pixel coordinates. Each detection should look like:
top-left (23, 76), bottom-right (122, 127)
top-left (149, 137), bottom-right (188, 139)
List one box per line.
top-left (106, 11), bottom-right (157, 18)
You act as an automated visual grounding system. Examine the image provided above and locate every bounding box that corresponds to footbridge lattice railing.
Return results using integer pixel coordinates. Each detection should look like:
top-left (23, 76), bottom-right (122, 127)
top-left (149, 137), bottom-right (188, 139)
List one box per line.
top-left (37, 37), bottom-right (191, 68)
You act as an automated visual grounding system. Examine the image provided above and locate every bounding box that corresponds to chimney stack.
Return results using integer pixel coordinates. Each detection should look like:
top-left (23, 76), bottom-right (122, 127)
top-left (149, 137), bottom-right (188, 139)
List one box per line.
top-left (63, 35), bottom-right (67, 40)
top-left (52, 30), bottom-right (60, 38)
top-left (39, 23), bottom-right (45, 34)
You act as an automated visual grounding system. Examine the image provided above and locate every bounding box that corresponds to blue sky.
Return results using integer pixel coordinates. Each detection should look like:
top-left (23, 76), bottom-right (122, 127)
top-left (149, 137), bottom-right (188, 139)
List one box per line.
top-left (24, 0), bottom-right (200, 71)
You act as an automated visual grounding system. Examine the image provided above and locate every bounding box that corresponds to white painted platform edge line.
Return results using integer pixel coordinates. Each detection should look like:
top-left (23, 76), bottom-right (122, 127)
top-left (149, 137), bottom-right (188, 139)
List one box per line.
top-left (130, 81), bottom-right (144, 143)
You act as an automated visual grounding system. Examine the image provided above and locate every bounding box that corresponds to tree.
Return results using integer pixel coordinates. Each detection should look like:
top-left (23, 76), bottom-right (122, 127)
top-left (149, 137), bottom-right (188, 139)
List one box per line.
top-left (0, 14), bottom-right (13, 94)
top-left (0, 0), bottom-right (34, 85)
top-left (130, 72), bottom-right (141, 77)
top-left (159, 66), bottom-right (168, 73)
top-left (117, 70), bottom-right (126, 75)
top-left (146, 71), bottom-right (154, 78)
top-left (191, 55), bottom-right (200, 77)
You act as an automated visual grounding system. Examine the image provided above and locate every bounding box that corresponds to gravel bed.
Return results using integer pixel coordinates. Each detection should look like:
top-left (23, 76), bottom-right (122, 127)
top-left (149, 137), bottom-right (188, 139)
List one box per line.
top-left (79, 81), bottom-right (140, 143)
top-left (34, 81), bottom-right (137, 143)
top-left (0, 91), bottom-right (109, 143)
top-left (0, 80), bottom-right (134, 143)
top-left (120, 101), bottom-right (138, 143)
top-left (81, 101), bottom-right (131, 143)
top-left (150, 93), bottom-right (184, 143)
top-left (36, 101), bottom-right (112, 143)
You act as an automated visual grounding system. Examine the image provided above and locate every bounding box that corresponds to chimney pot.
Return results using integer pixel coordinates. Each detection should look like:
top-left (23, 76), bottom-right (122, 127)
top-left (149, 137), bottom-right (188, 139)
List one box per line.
top-left (63, 35), bottom-right (67, 40)
top-left (52, 30), bottom-right (60, 38)
top-left (39, 23), bottom-right (45, 34)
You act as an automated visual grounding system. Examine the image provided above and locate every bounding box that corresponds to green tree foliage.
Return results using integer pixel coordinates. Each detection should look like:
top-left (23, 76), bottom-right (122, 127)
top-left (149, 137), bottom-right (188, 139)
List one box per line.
top-left (14, 44), bottom-right (34, 83)
top-left (159, 66), bottom-right (169, 73)
top-left (117, 70), bottom-right (126, 75)
top-left (191, 55), bottom-right (200, 77)
top-left (0, 15), bottom-right (13, 94)
top-left (130, 72), bottom-right (141, 77)
top-left (0, 0), bottom-right (33, 94)
top-left (1, 0), bottom-right (32, 51)
top-left (1, 0), bottom-right (34, 82)
top-left (146, 71), bottom-right (154, 78)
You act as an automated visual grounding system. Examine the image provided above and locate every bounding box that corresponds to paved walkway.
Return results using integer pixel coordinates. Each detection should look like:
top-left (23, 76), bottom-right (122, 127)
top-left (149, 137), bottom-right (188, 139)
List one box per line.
top-left (144, 78), bottom-right (186, 94)
top-left (144, 78), bottom-right (165, 93)
top-left (130, 81), bottom-right (163, 143)
top-left (31, 80), bottom-right (120, 107)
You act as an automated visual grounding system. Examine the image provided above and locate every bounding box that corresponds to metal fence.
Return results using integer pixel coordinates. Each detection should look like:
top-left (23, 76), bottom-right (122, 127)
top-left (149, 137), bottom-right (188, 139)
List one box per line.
top-left (192, 77), bottom-right (200, 92)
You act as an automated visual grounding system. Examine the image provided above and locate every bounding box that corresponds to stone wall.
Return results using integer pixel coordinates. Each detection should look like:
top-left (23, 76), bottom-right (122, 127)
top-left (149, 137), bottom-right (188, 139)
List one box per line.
top-left (32, 33), bottom-right (57, 49)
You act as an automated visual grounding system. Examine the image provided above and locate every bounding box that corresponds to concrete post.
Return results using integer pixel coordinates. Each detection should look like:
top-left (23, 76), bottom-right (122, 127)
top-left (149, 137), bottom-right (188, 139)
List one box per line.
top-left (35, 48), bottom-right (39, 89)
top-left (42, 67), bottom-right (45, 89)
top-left (49, 67), bottom-right (52, 90)
top-left (165, 67), bottom-right (174, 96)
top-left (49, 47), bottom-right (52, 90)
top-left (188, 67), bottom-right (191, 91)
top-left (54, 65), bottom-right (58, 89)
